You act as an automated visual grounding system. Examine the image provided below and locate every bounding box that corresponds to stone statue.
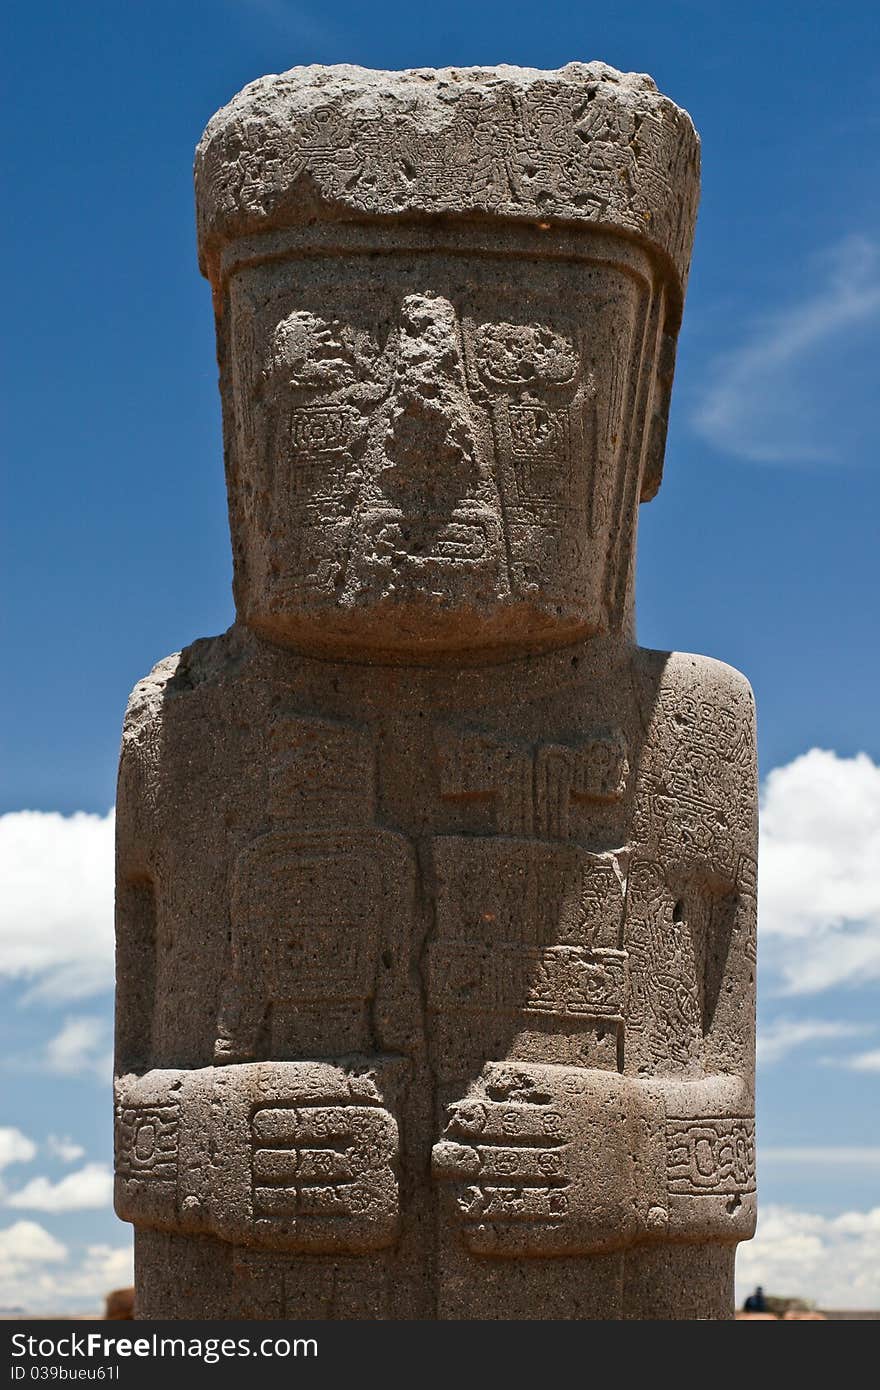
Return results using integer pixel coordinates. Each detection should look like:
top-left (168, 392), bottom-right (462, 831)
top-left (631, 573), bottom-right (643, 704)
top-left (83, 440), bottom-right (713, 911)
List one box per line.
top-left (114, 63), bottom-right (757, 1320)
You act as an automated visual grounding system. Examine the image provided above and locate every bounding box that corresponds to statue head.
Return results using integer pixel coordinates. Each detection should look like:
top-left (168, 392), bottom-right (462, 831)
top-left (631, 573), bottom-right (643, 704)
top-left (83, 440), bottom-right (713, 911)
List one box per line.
top-left (195, 63), bottom-right (699, 661)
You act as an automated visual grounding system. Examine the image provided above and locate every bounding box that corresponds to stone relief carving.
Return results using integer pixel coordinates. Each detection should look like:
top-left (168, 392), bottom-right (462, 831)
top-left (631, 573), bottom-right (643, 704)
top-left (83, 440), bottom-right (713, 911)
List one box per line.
top-left (115, 63), bottom-right (756, 1320)
top-left (225, 260), bottom-right (652, 656)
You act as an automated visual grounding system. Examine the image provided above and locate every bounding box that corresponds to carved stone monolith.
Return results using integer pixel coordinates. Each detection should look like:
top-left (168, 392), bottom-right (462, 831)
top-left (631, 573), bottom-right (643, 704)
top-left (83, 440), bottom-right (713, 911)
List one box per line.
top-left (115, 63), bottom-right (757, 1320)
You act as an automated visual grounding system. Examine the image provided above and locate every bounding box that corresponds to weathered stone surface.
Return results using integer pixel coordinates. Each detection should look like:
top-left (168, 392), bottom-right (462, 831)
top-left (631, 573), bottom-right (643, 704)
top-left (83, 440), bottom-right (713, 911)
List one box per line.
top-left (115, 62), bottom-right (756, 1320)
top-left (195, 63), bottom-right (700, 298)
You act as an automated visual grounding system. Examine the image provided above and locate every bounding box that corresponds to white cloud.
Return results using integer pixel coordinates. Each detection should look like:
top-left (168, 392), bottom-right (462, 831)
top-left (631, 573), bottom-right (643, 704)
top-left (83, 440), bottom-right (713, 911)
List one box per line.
top-left (0, 1220), bottom-right (66, 1268)
top-left (737, 1204), bottom-right (880, 1310)
top-left (759, 749), bottom-right (880, 995)
top-left (0, 1222), bottom-right (131, 1315)
top-left (44, 1015), bottom-right (112, 1082)
top-left (842, 1048), bottom-right (880, 1073)
top-left (47, 1135), bottom-right (86, 1163)
top-left (0, 1128), bottom-right (36, 1171)
top-left (692, 234), bottom-right (880, 463)
top-left (5, 1163), bottom-right (113, 1213)
top-left (757, 1017), bottom-right (873, 1065)
top-left (0, 808), bottom-right (115, 1002)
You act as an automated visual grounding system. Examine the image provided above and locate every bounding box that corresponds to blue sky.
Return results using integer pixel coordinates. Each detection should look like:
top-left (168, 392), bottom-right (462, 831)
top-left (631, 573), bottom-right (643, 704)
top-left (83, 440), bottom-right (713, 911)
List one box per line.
top-left (2, 0), bottom-right (879, 1312)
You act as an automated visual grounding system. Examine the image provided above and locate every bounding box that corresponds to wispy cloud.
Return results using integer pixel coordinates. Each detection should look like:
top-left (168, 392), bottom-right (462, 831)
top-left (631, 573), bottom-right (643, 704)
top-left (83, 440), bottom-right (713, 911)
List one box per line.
top-left (760, 1148), bottom-right (880, 1165)
top-left (225, 0), bottom-right (340, 51)
top-left (43, 1017), bottom-right (112, 1083)
top-left (46, 1136), bottom-right (85, 1164)
top-left (841, 1048), bottom-right (880, 1073)
top-left (757, 1017), bottom-right (874, 1066)
top-left (759, 749), bottom-right (880, 995)
top-left (692, 235), bottom-right (880, 463)
top-left (756, 1145), bottom-right (878, 1167)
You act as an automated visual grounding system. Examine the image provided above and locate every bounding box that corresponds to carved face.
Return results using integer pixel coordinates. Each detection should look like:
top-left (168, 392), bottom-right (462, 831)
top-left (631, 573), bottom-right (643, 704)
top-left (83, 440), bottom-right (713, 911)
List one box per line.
top-left (224, 239), bottom-right (663, 659)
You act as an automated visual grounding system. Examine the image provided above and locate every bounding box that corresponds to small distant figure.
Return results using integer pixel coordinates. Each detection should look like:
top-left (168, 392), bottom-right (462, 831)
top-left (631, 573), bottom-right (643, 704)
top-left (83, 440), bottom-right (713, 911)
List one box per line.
top-left (744, 1286), bottom-right (767, 1313)
top-left (104, 1286), bottom-right (135, 1320)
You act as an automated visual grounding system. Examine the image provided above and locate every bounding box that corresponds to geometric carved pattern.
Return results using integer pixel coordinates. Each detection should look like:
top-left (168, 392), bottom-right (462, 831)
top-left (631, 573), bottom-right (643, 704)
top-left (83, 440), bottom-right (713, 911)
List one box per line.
top-left (506, 405), bottom-right (572, 504)
top-left (625, 858), bottom-right (700, 1067)
top-left (736, 853), bottom-right (758, 965)
top-left (251, 1103), bottom-right (397, 1224)
top-left (429, 837), bottom-right (626, 1026)
top-left (636, 691), bottom-right (755, 878)
top-left (433, 1065), bottom-right (677, 1257)
top-left (436, 726), bottom-right (629, 839)
top-left (114, 1061), bottom-right (403, 1256)
top-left (436, 1093), bottom-right (570, 1229)
top-left (667, 1117), bottom-right (756, 1196)
top-left (428, 943), bottom-right (627, 1021)
top-left (232, 831), bottom-right (387, 1006)
top-left (116, 1103), bottom-right (179, 1183)
top-left (219, 826), bottom-right (414, 1062)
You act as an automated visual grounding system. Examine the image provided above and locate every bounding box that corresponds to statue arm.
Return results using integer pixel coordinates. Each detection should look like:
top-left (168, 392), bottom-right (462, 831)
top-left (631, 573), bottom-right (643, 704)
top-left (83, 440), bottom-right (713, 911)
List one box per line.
top-left (114, 654), bottom-right (179, 1075)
